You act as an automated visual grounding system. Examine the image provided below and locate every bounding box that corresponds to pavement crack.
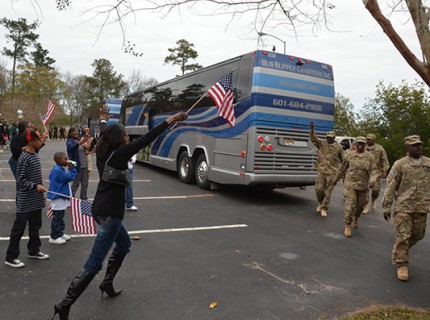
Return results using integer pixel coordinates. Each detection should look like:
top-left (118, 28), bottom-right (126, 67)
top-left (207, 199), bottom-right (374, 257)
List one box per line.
top-left (243, 262), bottom-right (347, 297)
top-left (243, 262), bottom-right (295, 285)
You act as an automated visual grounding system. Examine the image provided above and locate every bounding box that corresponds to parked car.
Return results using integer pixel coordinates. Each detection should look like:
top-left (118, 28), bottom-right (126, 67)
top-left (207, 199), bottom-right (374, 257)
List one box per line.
top-left (335, 136), bottom-right (355, 150)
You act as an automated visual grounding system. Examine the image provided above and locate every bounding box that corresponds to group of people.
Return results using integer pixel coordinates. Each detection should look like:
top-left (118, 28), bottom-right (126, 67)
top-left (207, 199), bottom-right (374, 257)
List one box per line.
top-left (3, 107), bottom-right (188, 320)
top-left (48, 125), bottom-right (67, 140)
top-left (310, 122), bottom-right (429, 282)
top-left (3, 111), bottom-right (427, 318)
top-left (0, 119), bottom-right (21, 148)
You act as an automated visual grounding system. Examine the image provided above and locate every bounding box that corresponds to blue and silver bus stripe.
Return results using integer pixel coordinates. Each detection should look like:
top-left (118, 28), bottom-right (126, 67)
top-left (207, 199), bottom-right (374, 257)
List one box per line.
top-left (155, 112), bottom-right (333, 157)
top-left (252, 73), bottom-right (334, 99)
top-left (187, 108), bottom-right (218, 121)
top-left (126, 107), bottom-right (218, 127)
top-left (153, 105), bottom-right (333, 157)
top-left (252, 86), bottom-right (334, 104)
top-left (254, 66), bottom-right (334, 86)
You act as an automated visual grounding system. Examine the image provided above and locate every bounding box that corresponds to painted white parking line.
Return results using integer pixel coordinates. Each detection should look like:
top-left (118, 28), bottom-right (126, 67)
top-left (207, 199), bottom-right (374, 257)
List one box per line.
top-left (133, 194), bottom-right (214, 200)
top-left (0, 179), bottom-right (151, 183)
top-left (0, 224), bottom-right (248, 240)
top-left (0, 194), bottom-right (214, 202)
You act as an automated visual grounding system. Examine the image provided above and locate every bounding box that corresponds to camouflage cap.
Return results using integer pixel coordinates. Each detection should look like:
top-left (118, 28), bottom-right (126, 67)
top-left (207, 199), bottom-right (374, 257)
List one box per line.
top-left (404, 135), bottom-right (422, 145)
top-left (356, 136), bottom-right (366, 144)
top-left (326, 131), bottom-right (336, 138)
top-left (366, 133), bottom-right (376, 140)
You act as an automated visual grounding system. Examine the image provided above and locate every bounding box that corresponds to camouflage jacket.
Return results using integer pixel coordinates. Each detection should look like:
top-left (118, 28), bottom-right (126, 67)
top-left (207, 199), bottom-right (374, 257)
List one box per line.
top-left (310, 130), bottom-right (344, 175)
top-left (365, 143), bottom-right (389, 174)
top-left (333, 151), bottom-right (378, 190)
top-left (382, 156), bottom-right (430, 214)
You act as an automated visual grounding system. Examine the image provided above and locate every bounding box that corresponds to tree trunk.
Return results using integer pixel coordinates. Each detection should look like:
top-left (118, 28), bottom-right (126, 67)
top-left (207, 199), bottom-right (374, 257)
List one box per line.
top-left (363, 0), bottom-right (430, 87)
top-left (11, 41), bottom-right (18, 97)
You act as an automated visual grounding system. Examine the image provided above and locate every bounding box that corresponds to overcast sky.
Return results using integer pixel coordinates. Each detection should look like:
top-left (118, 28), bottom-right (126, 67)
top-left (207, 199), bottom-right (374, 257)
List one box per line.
top-left (0, 0), bottom-right (423, 109)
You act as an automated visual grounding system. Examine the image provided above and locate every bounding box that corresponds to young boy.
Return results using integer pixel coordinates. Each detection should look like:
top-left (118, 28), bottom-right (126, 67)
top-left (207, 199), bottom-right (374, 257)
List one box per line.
top-left (48, 152), bottom-right (78, 244)
top-left (5, 130), bottom-right (49, 268)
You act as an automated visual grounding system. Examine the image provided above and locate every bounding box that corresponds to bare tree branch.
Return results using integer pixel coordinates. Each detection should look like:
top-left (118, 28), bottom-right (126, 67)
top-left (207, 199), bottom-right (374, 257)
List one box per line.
top-left (363, 0), bottom-right (430, 86)
top-left (24, 0), bottom-right (430, 86)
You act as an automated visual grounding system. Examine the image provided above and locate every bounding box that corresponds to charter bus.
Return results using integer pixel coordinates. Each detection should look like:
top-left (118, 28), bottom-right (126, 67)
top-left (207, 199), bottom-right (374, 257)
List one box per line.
top-left (120, 50), bottom-right (335, 190)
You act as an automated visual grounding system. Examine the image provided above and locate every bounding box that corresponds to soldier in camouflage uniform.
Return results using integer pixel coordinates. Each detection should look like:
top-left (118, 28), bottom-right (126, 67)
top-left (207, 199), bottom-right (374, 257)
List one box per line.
top-left (333, 136), bottom-right (377, 237)
top-left (362, 133), bottom-right (390, 214)
top-left (382, 135), bottom-right (430, 282)
top-left (342, 140), bottom-right (356, 198)
top-left (309, 122), bottom-right (344, 217)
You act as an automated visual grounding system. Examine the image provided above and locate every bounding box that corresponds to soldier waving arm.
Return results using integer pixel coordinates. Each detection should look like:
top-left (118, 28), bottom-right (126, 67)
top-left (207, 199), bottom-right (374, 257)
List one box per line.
top-left (309, 122), bottom-right (322, 149)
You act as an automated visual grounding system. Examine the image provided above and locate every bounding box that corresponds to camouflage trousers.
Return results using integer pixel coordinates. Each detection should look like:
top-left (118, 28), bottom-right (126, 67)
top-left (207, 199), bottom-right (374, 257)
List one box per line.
top-left (315, 172), bottom-right (335, 210)
top-left (343, 187), bottom-right (368, 225)
top-left (392, 212), bottom-right (427, 267)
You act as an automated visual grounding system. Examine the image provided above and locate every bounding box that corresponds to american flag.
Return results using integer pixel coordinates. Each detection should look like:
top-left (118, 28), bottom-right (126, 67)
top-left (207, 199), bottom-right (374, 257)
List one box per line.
top-left (70, 197), bottom-right (96, 234)
top-left (41, 100), bottom-right (56, 125)
top-left (208, 72), bottom-right (235, 127)
top-left (47, 204), bottom-right (53, 220)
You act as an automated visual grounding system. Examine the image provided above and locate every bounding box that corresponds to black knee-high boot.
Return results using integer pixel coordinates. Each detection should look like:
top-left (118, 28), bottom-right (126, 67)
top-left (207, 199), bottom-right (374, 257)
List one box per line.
top-left (52, 269), bottom-right (96, 320)
top-left (99, 251), bottom-right (126, 297)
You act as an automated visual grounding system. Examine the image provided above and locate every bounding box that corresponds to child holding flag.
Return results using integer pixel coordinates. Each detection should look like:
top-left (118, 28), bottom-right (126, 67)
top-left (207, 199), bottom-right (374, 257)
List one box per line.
top-left (5, 130), bottom-right (49, 268)
top-left (47, 152), bottom-right (78, 244)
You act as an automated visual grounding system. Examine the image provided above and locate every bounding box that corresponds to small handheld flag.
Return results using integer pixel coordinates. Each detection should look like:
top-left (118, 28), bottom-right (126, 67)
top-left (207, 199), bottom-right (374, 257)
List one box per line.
top-left (70, 197), bottom-right (96, 234)
top-left (208, 72), bottom-right (235, 127)
top-left (41, 100), bottom-right (55, 126)
top-left (47, 204), bottom-right (53, 220)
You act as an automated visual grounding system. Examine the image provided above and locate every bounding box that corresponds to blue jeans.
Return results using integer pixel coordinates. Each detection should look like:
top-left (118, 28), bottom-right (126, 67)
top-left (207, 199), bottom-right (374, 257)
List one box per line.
top-left (125, 168), bottom-right (134, 208)
top-left (50, 210), bottom-right (65, 239)
top-left (83, 216), bottom-right (131, 274)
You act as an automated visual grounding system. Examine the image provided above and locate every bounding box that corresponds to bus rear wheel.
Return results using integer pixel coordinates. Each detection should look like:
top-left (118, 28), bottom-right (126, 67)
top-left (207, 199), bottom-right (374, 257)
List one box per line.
top-left (178, 151), bottom-right (196, 184)
top-left (195, 154), bottom-right (211, 190)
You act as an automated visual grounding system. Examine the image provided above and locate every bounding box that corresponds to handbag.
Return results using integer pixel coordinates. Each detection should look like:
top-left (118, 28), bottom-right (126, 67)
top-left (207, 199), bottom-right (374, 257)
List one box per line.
top-left (101, 151), bottom-right (130, 186)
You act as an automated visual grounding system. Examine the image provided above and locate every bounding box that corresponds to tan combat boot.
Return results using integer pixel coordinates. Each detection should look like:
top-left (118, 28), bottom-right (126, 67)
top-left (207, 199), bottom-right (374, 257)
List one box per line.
top-left (397, 266), bottom-right (409, 281)
top-left (320, 208), bottom-right (327, 218)
top-left (371, 198), bottom-right (376, 211)
top-left (344, 224), bottom-right (352, 237)
top-left (362, 206), bottom-right (369, 215)
top-left (316, 203), bottom-right (321, 213)
top-left (352, 217), bottom-right (359, 229)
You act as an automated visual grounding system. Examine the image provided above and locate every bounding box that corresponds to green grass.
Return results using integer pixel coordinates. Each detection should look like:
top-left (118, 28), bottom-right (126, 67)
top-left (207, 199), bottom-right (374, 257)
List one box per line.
top-left (342, 306), bottom-right (430, 320)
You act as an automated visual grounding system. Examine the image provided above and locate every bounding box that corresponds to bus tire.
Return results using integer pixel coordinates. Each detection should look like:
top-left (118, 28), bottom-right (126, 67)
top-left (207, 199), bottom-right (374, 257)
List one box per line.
top-left (195, 154), bottom-right (211, 190)
top-left (178, 151), bottom-right (196, 184)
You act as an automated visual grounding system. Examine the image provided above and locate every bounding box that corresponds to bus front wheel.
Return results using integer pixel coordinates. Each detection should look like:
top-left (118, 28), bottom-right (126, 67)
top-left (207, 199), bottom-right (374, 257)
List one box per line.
top-left (178, 151), bottom-right (196, 184)
top-left (195, 154), bottom-right (211, 190)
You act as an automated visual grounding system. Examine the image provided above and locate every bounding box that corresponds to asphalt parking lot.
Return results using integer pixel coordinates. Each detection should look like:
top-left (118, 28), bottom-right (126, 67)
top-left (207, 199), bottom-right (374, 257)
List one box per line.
top-left (0, 140), bottom-right (429, 320)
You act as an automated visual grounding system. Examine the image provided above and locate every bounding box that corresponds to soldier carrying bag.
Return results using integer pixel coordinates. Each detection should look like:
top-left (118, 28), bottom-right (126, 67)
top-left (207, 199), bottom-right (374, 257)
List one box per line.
top-left (101, 151), bottom-right (130, 186)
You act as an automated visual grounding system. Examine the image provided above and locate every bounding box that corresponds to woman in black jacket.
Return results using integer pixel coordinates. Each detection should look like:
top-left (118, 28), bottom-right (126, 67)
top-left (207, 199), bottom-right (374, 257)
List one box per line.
top-left (52, 107), bottom-right (187, 320)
